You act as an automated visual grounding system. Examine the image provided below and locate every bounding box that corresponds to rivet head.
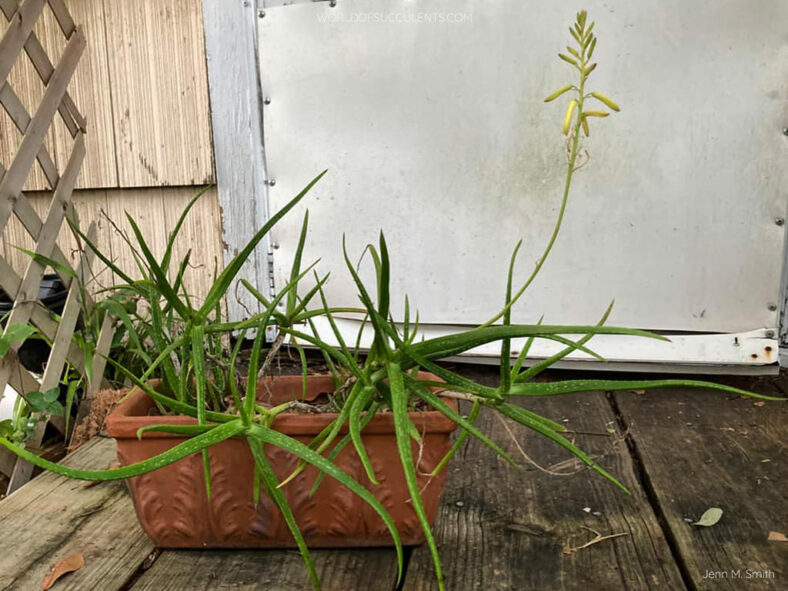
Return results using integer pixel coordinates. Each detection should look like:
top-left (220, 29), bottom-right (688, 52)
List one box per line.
top-left (268, 179), bottom-right (276, 187)
top-left (766, 330), bottom-right (775, 338)
top-left (768, 303), bottom-right (778, 312)
top-left (258, 9), bottom-right (265, 18)
top-left (329, 1), bottom-right (337, 6)
top-left (272, 242), bottom-right (280, 250)
top-left (776, 217), bottom-right (785, 226)
top-left (243, 1), bottom-right (250, 7)
top-left (263, 96), bottom-right (272, 105)
top-left (783, 127), bottom-right (788, 136)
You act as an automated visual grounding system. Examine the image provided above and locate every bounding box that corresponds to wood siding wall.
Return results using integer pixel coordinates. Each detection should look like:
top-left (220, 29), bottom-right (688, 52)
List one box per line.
top-left (0, 0), bottom-right (222, 298)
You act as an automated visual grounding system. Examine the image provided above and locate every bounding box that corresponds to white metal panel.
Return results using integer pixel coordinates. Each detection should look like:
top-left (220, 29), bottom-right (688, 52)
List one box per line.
top-left (256, 0), bottom-right (788, 366)
top-left (307, 319), bottom-right (779, 375)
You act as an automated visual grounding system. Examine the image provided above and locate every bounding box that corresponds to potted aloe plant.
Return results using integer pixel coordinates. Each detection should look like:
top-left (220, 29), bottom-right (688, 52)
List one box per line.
top-left (0, 11), bottom-right (780, 591)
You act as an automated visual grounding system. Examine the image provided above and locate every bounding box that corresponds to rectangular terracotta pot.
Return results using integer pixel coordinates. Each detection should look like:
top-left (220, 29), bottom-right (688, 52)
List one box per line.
top-left (106, 374), bottom-right (458, 548)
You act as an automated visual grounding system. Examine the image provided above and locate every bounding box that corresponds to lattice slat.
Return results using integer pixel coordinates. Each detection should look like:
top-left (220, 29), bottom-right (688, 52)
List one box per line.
top-left (0, 0), bottom-right (113, 492)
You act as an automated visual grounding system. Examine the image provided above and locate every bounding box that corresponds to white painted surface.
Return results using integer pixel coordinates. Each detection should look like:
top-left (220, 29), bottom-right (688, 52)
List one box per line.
top-left (202, 0), bottom-right (271, 320)
top-left (306, 317), bottom-right (779, 374)
top-left (248, 0), bottom-right (788, 367)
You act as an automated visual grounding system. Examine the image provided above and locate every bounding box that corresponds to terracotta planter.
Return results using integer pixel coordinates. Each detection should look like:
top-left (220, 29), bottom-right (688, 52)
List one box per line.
top-left (105, 374), bottom-right (458, 548)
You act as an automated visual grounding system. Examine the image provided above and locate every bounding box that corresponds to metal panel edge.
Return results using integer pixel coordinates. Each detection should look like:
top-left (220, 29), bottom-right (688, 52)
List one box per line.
top-left (307, 317), bottom-right (779, 375)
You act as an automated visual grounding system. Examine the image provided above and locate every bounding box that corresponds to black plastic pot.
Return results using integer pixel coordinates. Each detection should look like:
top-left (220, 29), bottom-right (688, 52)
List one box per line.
top-left (0, 274), bottom-right (68, 373)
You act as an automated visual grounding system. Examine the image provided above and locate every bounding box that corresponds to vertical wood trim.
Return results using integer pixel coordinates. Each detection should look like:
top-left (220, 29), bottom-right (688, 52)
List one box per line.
top-left (201, 0), bottom-right (269, 322)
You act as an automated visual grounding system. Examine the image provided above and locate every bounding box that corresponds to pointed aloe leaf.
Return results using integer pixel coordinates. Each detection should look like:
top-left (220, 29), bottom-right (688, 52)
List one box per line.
top-left (408, 379), bottom-right (517, 469)
top-left (430, 400), bottom-right (480, 476)
top-left (382, 321), bottom-right (499, 399)
top-left (315, 278), bottom-right (355, 363)
top-left (349, 385), bottom-right (378, 484)
top-left (375, 233), bottom-right (391, 324)
top-left (244, 315), bottom-right (269, 419)
top-left (496, 402), bottom-right (628, 493)
top-left (342, 237), bottom-right (390, 356)
top-left (67, 217), bottom-right (136, 286)
top-left (301, 313), bottom-right (342, 389)
top-left (539, 334), bottom-right (606, 361)
top-left (500, 240), bottom-right (522, 393)
top-left (161, 186), bottom-right (211, 272)
top-left (246, 423), bottom-right (403, 583)
top-left (510, 315), bottom-right (543, 378)
top-left (494, 401), bottom-right (565, 432)
top-left (411, 324), bottom-right (667, 361)
top-left (191, 324), bottom-right (212, 497)
top-left (388, 362), bottom-right (444, 591)
top-left (103, 356), bottom-right (234, 423)
top-left (310, 401), bottom-right (381, 496)
top-left (228, 328), bottom-right (249, 423)
top-left (11, 246), bottom-right (78, 280)
top-left (147, 293), bottom-right (181, 400)
top-left (247, 437), bottom-right (321, 591)
top-left (281, 327), bottom-right (364, 383)
top-left (63, 379), bottom-right (80, 436)
top-left (126, 212), bottom-right (191, 320)
top-left (0, 420), bottom-right (245, 481)
top-left (507, 378), bottom-right (785, 401)
top-left (286, 211), bottom-right (310, 317)
top-left (516, 301), bottom-right (613, 383)
top-left (198, 170), bottom-right (327, 320)
top-left (292, 342), bottom-right (309, 399)
top-left (136, 424), bottom-right (217, 439)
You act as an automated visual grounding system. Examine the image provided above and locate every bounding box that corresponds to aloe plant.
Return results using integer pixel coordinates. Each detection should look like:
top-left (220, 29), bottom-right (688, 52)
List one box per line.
top-left (0, 10), bottom-right (781, 591)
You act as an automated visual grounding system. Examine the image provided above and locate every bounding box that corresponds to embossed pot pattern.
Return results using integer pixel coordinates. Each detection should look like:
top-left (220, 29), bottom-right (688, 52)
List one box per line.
top-left (105, 374), bottom-right (458, 548)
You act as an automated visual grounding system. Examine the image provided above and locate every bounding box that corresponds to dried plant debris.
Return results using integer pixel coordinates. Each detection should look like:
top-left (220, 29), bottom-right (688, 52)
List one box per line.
top-left (70, 388), bottom-right (126, 450)
top-left (40, 552), bottom-right (84, 590)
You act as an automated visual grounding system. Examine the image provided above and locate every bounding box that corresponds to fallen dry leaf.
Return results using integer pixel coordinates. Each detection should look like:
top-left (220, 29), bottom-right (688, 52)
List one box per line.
top-left (41, 553), bottom-right (84, 590)
top-left (753, 401), bottom-right (765, 407)
top-left (767, 531), bottom-right (787, 542)
top-left (693, 507), bottom-right (723, 527)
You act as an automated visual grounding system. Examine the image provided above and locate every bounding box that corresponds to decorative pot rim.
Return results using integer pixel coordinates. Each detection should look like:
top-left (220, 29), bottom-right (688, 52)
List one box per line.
top-left (106, 372), bottom-right (459, 439)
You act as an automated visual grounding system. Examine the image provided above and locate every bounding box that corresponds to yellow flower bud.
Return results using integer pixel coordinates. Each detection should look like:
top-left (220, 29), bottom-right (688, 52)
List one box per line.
top-left (563, 100), bottom-right (578, 135)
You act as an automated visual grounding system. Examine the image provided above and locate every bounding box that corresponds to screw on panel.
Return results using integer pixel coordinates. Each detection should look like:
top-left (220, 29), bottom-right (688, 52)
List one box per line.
top-left (766, 330), bottom-right (775, 338)
top-left (272, 242), bottom-right (280, 250)
top-left (264, 96), bottom-right (272, 105)
top-left (267, 178), bottom-right (276, 186)
top-left (768, 303), bottom-right (778, 311)
top-left (776, 217), bottom-right (785, 226)
top-left (258, 10), bottom-right (265, 18)
top-left (329, 1), bottom-right (337, 7)
top-left (243, 1), bottom-right (250, 7)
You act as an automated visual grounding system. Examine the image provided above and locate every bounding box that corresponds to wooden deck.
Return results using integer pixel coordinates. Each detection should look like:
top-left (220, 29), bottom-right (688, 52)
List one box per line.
top-left (0, 368), bottom-right (785, 590)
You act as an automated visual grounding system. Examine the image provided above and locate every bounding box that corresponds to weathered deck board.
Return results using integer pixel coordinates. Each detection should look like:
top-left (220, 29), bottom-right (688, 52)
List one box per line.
top-left (614, 385), bottom-right (786, 590)
top-left (0, 437), bottom-right (154, 591)
top-left (130, 547), bottom-right (399, 591)
top-left (403, 369), bottom-right (685, 591)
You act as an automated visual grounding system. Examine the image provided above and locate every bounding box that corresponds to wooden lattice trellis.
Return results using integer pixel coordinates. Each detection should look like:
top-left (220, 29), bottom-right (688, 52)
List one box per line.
top-left (0, 0), bottom-right (112, 492)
